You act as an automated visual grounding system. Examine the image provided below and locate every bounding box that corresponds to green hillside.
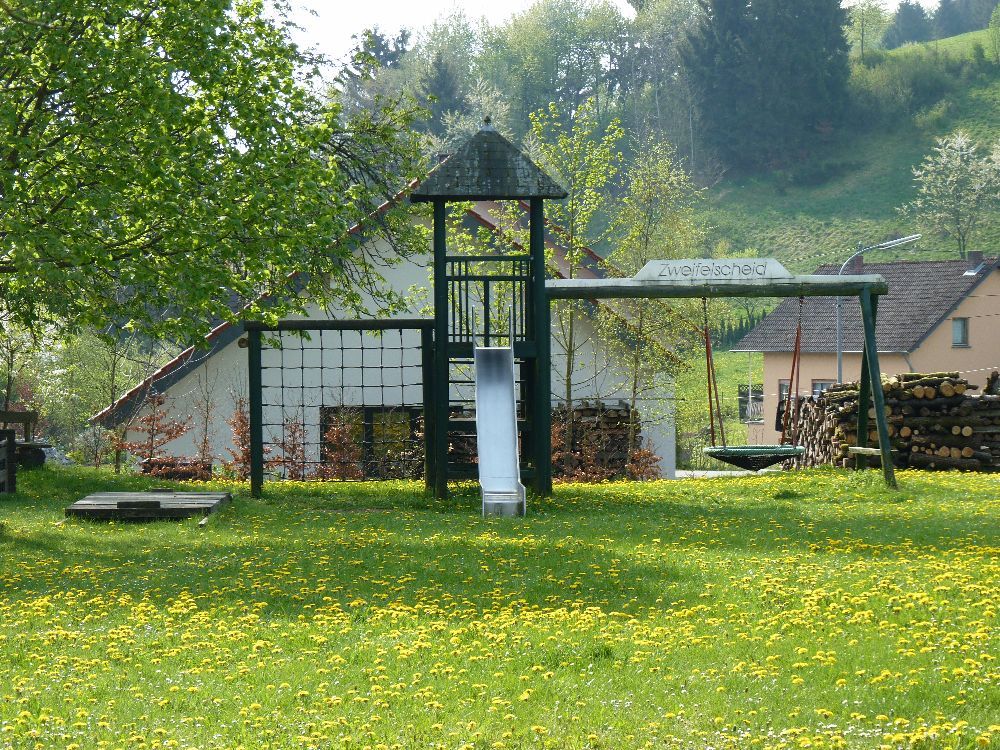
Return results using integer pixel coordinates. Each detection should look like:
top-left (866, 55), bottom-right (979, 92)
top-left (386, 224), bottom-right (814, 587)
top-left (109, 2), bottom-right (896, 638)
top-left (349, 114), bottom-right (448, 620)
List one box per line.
top-left (703, 30), bottom-right (1000, 271)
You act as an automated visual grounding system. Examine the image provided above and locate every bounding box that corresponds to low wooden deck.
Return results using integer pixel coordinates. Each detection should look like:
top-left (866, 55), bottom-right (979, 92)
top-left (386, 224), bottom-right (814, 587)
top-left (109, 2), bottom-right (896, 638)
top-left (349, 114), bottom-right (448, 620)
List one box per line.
top-left (66, 490), bottom-right (231, 522)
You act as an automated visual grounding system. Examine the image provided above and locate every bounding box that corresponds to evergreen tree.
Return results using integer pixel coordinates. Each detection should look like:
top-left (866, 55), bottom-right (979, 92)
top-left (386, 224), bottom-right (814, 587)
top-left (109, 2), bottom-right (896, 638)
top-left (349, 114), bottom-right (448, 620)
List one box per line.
top-left (420, 52), bottom-right (466, 137)
top-left (883, 0), bottom-right (933, 48)
top-left (682, 0), bottom-right (850, 171)
top-left (935, 0), bottom-right (967, 37)
top-left (972, 0), bottom-right (1000, 29)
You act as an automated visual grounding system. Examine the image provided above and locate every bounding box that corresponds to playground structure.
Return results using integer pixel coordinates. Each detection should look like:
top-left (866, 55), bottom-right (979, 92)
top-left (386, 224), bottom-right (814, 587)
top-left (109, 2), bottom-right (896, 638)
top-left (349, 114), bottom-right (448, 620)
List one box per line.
top-left (247, 124), bottom-right (898, 501)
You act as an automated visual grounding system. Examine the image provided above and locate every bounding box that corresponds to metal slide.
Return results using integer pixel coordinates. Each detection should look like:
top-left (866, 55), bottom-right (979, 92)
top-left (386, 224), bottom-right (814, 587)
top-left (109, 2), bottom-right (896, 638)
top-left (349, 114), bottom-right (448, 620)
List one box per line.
top-left (474, 346), bottom-right (526, 517)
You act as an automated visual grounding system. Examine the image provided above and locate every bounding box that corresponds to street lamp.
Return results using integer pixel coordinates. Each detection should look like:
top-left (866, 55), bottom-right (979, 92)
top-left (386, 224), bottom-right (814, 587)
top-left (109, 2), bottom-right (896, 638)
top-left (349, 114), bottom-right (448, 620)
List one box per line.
top-left (836, 234), bottom-right (922, 384)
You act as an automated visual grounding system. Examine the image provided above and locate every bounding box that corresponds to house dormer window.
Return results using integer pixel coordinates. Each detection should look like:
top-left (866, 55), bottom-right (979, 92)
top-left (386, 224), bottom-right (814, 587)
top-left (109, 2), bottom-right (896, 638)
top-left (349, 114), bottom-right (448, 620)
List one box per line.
top-left (952, 317), bottom-right (969, 347)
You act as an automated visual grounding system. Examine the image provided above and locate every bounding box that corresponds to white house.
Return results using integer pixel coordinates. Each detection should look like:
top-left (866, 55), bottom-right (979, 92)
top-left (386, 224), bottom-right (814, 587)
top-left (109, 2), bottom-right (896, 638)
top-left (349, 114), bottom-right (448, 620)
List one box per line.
top-left (95, 200), bottom-right (677, 480)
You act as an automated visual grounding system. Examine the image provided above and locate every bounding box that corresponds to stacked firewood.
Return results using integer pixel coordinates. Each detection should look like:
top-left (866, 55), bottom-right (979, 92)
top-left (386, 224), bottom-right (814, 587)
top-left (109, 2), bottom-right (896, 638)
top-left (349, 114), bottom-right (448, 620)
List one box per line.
top-left (561, 400), bottom-right (638, 473)
top-left (440, 401), bottom-right (644, 479)
top-left (791, 372), bottom-right (1000, 472)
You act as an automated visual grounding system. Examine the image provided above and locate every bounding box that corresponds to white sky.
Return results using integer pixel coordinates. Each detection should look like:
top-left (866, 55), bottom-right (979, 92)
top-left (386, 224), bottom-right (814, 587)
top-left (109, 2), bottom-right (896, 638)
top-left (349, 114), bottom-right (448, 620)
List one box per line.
top-left (287, 0), bottom-right (636, 63)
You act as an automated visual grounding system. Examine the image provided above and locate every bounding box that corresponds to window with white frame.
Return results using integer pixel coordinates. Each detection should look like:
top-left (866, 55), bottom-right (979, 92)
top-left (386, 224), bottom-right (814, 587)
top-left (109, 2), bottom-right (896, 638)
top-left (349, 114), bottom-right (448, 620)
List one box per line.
top-left (952, 317), bottom-right (969, 347)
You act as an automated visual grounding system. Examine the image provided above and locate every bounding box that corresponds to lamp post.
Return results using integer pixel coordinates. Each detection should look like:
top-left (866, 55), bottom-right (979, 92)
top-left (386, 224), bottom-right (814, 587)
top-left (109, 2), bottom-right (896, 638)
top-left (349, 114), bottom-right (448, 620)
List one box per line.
top-left (836, 234), bottom-right (921, 384)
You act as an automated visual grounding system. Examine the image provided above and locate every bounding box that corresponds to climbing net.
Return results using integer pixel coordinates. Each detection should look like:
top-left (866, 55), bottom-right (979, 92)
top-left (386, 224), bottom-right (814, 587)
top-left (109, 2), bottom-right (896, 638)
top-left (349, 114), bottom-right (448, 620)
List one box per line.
top-left (253, 320), bottom-right (432, 482)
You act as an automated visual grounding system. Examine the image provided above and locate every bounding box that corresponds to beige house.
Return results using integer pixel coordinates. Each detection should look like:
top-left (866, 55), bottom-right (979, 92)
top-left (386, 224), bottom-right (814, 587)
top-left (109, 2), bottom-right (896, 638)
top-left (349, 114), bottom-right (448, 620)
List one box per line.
top-left (735, 253), bottom-right (1000, 445)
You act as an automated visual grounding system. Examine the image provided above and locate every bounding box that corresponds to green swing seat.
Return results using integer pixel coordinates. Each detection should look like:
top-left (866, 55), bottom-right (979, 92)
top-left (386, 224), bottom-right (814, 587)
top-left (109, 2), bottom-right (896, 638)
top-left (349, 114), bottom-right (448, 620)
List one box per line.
top-left (702, 444), bottom-right (804, 472)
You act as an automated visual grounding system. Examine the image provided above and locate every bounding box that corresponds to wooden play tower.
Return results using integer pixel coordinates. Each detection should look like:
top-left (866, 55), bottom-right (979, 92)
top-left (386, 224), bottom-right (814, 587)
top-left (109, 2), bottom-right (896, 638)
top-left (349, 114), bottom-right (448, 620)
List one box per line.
top-left (410, 119), bottom-right (567, 499)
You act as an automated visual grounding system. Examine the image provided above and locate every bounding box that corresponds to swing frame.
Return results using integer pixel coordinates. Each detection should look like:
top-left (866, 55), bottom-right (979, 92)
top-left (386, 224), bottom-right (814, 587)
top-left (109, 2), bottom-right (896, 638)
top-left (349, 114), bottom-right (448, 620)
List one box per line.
top-left (547, 262), bottom-right (897, 488)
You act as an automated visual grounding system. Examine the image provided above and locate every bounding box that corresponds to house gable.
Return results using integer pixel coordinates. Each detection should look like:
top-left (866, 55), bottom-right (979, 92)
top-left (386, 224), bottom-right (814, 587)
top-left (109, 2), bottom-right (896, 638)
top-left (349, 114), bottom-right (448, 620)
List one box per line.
top-left (910, 268), bottom-right (1000, 367)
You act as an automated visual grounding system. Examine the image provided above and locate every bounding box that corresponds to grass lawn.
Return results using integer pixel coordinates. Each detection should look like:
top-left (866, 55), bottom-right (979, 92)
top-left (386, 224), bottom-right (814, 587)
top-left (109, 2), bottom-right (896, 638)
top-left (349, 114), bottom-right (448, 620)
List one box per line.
top-left (1, 467), bottom-right (998, 749)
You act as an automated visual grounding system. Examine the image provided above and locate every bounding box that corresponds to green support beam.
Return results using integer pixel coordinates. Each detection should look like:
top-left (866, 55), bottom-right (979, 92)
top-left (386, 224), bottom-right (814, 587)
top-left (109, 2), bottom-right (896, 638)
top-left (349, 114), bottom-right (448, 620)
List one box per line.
top-left (530, 198), bottom-right (552, 496)
top-left (860, 289), bottom-right (897, 488)
top-left (432, 199), bottom-right (449, 499)
top-left (248, 326), bottom-right (264, 498)
top-left (421, 326), bottom-right (436, 495)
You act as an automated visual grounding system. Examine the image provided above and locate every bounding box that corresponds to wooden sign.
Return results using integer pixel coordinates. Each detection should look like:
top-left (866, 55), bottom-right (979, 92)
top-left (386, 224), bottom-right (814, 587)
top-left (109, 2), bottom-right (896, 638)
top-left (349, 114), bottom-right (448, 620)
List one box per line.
top-left (636, 258), bottom-right (793, 282)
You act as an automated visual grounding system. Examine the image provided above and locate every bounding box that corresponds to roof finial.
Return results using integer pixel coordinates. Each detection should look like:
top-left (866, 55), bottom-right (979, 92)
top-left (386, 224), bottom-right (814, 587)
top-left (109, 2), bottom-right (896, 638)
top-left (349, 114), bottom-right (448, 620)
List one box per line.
top-left (481, 115), bottom-right (495, 131)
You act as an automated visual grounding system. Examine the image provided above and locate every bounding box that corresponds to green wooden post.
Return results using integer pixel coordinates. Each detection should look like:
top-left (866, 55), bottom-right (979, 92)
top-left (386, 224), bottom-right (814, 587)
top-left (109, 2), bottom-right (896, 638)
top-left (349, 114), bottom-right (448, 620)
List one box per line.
top-left (247, 325), bottom-right (264, 498)
top-left (861, 289), bottom-right (897, 488)
top-left (530, 198), bottom-right (552, 496)
top-left (855, 340), bottom-right (872, 471)
top-left (421, 325), bottom-right (435, 494)
top-left (432, 199), bottom-right (450, 499)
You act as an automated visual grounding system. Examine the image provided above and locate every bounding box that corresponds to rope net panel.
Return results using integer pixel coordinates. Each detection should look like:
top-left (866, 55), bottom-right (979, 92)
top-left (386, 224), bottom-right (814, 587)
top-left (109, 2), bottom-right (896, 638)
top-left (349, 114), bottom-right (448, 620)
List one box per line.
top-left (259, 326), bottom-right (427, 481)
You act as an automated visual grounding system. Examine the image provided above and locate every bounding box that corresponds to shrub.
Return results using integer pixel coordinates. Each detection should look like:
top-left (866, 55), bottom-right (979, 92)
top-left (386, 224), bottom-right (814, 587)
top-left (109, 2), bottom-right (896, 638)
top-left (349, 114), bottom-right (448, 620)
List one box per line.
top-left (117, 393), bottom-right (190, 464)
top-left (914, 99), bottom-right (954, 131)
top-left (848, 47), bottom-right (968, 129)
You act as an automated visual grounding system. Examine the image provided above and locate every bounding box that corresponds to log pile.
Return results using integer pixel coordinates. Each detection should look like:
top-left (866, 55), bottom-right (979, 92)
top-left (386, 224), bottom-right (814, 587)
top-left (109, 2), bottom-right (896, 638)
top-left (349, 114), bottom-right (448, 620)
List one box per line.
top-left (444, 401), bottom-right (646, 480)
top-left (790, 372), bottom-right (1000, 472)
top-left (565, 400), bottom-right (636, 460)
top-left (141, 457), bottom-right (213, 480)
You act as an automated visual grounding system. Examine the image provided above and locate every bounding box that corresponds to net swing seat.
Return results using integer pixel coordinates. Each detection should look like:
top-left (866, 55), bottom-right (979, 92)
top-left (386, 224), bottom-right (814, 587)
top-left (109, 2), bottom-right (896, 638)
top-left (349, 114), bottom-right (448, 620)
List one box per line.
top-left (702, 444), bottom-right (804, 472)
top-left (700, 297), bottom-right (806, 472)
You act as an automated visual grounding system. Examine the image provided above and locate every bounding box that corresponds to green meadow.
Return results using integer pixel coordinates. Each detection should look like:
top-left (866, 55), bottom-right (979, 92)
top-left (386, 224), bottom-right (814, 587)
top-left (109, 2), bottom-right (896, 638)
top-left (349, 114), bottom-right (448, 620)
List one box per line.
top-left (1, 467), bottom-right (997, 749)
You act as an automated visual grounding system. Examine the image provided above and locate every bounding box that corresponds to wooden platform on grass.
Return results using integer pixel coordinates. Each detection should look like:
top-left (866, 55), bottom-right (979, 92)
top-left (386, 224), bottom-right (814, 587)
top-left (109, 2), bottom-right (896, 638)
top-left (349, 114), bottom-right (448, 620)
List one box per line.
top-left (66, 490), bottom-right (231, 522)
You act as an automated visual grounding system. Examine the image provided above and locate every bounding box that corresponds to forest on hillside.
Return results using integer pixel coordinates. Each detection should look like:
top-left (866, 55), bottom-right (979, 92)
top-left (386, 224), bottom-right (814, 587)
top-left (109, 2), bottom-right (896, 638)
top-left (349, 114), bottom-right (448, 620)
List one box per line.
top-left (338, 0), bottom-right (1000, 182)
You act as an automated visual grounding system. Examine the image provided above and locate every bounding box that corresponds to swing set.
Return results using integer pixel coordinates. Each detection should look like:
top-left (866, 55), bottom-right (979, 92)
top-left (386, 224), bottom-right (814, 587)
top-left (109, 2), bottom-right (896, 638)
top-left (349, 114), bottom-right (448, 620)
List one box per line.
top-left (701, 296), bottom-right (805, 471)
top-left (547, 257), bottom-right (898, 488)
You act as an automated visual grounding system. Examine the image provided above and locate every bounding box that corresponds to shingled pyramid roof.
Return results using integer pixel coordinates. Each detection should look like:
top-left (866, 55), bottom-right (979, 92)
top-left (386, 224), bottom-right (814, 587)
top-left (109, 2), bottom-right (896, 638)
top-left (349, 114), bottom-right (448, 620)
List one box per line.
top-left (411, 121), bottom-right (568, 202)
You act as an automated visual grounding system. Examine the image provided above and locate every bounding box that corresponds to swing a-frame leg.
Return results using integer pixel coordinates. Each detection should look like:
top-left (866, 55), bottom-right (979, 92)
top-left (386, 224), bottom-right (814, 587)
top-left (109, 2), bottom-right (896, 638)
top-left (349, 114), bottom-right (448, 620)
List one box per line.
top-left (855, 289), bottom-right (897, 489)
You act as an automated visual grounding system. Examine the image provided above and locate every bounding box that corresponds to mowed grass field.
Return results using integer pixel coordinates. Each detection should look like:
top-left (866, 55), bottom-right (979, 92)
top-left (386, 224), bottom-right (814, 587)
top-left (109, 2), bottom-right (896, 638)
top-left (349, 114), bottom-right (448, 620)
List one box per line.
top-left (1, 467), bottom-right (998, 749)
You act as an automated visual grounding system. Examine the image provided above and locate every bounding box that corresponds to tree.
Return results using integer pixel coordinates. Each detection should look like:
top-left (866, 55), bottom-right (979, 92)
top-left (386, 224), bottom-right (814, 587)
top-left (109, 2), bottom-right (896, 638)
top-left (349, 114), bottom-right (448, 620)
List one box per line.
top-left (337, 26), bottom-right (413, 115)
top-left (28, 327), bottom-right (164, 465)
top-left (191, 366), bottom-right (218, 465)
top-left (481, 0), bottom-right (631, 135)
top-left (0, 325), bottom-right (37, 411)
top-left (1, 1), bottom-right (424, 341)
top-left (627, 0), bottom-right (702, 161)
top-left (317, 410), bottom-right (364, 480)
top-left (117, 392), bottom-right (190, 463)
top-left (420, 52), bottom-right (466, 137)
top-left (882, 1), bottom-right (933, 49)
top-left (900, 131), bottom-right (1000, 259)
top-left (434, 80), bottom-right (515, 154)
top-left (529, 99), bottom-right (624, 459)
top-left (969, 0), bottom-right (1000, 30)
top-left (597, 140), bottom-right (704, 470)
top-left (275, 411), bottom-right (309, 480)
top-left (990, 4), bottom-right (1000, 61)
top-left (223, 388), bottom-right (273, 480)
top-left (935, 0), bottom-right (967, 37)
top-left (682, 0), bottom-right (850, 171)
top-left (846, 0), bottom-right (891, 62)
